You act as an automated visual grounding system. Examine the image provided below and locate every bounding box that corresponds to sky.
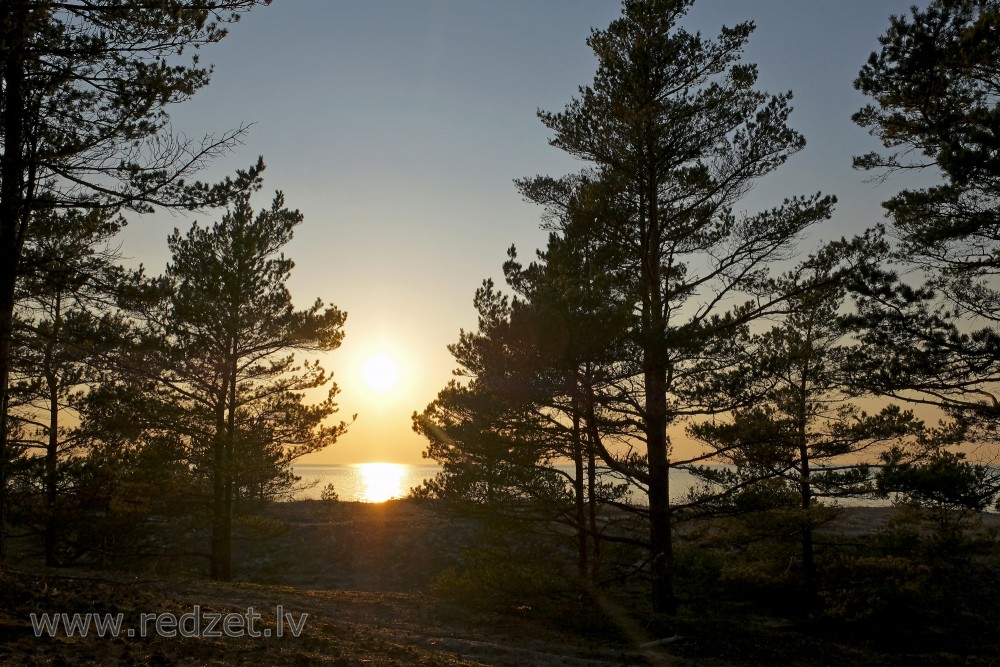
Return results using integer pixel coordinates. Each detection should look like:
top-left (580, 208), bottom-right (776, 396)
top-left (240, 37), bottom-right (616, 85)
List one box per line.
top-left (120, 0), bottom-right (921, 464)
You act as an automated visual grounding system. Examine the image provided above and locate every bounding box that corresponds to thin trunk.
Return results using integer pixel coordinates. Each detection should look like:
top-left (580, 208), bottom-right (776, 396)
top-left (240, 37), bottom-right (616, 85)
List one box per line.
top-left (572, 400), bottom-right (587, 579)
top-left (798, 363), bottom-right (815, 608)
top-left (587, 425), bottom-right (601, 584)
top-left (800, 452), bottom-right (815, 608)
top-left (209, 382), bottom-right (227, 580)
top-left (222, 340), bottom-right (237, 581)
top-left (43, 292), bottom-right (62, 566)
top-left (210, 331), bottom-right (239, 582)
top-left (799, 419), bottom-right (816, 606)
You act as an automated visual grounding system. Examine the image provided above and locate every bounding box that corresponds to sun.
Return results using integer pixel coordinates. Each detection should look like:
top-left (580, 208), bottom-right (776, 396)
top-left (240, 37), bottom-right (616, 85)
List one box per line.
top-left (363, 353), bottom-right (400, 393)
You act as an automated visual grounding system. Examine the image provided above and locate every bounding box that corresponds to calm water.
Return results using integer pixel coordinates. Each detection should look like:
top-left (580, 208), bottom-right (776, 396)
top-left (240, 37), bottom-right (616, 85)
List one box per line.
top-left (290, 463), bottom-right (702, 503)
top-left (292, 463), bottom-right (440, 502)
top-left (291, 463), bottom-right (892, 506)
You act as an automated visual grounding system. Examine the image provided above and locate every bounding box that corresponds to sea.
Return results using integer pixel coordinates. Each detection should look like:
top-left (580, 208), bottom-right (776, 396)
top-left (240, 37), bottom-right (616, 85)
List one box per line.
top-left (291, 463), bottom-right (441, 502)
top-left (290, 462), bottom-right (895, 507)
top-left (292, 463), bottom-right (711, 505)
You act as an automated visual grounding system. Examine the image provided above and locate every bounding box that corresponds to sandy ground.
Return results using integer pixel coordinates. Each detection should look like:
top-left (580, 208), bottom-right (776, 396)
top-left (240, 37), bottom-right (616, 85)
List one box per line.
top-left (1, 500), bottom-right (997, 666)
top-left (1, 500), bottom-right (662, 666)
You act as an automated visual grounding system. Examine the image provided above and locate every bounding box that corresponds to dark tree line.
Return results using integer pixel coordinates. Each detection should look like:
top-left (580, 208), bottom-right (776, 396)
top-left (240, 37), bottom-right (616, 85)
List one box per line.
top-left (415, 0), bottom-right (1000, 616)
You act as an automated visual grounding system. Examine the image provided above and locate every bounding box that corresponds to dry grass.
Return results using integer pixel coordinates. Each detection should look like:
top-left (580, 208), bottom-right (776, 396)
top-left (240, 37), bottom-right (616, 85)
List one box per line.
top-left (1, 500), bottom-right (998, 666)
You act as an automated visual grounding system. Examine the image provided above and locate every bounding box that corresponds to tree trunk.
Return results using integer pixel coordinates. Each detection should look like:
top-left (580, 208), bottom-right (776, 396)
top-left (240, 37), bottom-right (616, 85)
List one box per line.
top-left (0, 0), bottom-right (30, 565)
top-left (220, 463), bottom-right (233, 581)
top-left (646, 372), bottom-right (674, 614)
top-left (209, 401), bottom-right (226, 581)
top-left (798, 398), bottom-right (815, 608)
top-left (797, 341), bottom-right (815, 610)
top-left (587, 425), bottom-right (601, 583)
top-left (210, 382), bottom-right (229, 580)
top-left (43, 292), bottom-right (62, 566)
top-left (572, 403), bottom-right (587, 579)
top-left (644, 176), bottom-right (676, 614)
top-left (210, 335), bottom-right (240, 582)
top-left (220, 347), bottom-right (239, 581)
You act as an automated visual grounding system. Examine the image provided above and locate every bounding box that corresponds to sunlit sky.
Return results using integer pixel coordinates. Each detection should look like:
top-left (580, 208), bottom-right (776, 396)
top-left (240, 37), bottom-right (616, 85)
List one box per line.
top-left (120, 0), bottom-right (919, 464)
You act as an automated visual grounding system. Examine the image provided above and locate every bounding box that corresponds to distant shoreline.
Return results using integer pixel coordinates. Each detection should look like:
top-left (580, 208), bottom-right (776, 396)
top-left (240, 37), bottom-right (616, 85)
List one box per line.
top-left (288, 462), bottom-right (904, 508)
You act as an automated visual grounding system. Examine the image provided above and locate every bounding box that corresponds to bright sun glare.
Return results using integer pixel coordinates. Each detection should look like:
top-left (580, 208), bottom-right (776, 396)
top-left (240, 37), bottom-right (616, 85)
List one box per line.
top-left (358, 463), bottom-right (406, 502)
top-left (363, 353), bottom-right (399, 393)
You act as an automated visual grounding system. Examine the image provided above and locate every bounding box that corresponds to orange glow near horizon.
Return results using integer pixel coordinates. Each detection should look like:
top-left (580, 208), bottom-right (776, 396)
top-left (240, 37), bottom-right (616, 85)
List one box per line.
top-left (294, 330), bottom-right (444, 465)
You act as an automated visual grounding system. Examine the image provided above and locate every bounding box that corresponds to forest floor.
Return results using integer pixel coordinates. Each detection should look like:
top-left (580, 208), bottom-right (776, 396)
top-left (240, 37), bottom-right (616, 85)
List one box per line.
top-left (1, 500), bottom-right (999, 666)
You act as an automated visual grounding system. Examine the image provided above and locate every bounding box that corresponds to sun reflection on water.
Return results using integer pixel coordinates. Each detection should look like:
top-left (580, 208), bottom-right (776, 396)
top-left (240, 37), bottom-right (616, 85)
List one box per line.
top-left (357, 463), bottom-right (406, 502)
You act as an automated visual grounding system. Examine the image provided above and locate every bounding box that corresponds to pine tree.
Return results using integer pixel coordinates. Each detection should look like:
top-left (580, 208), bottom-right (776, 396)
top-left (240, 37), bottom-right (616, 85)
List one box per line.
top-left (850, 0), bottom-right (1000, 499)
top-left (517, 0), bottom-right (834, 612)
top-left (689, 242), bottom-right (926, 606)
top-left (415, 243), bottom-right (633, 581)
top-left (144, 168), bottom-right (348, 580)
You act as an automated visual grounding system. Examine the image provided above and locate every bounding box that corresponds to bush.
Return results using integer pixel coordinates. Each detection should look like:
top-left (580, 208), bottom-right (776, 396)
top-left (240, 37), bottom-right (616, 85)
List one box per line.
top-left (820, 555), bottom-right (931, 621)
top-left (320, 483), bottom-right (339, 502)
top-left (433, 546), bottom-right (561, 608)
